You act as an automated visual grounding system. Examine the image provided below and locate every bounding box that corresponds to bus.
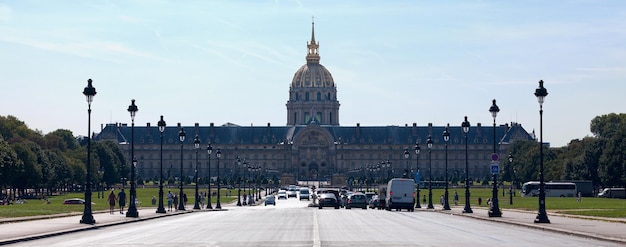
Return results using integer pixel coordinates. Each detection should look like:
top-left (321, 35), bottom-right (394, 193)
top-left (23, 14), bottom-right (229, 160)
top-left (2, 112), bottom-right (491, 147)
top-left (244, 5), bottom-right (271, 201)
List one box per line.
top-left (521, 181), bottom-right (577, 197)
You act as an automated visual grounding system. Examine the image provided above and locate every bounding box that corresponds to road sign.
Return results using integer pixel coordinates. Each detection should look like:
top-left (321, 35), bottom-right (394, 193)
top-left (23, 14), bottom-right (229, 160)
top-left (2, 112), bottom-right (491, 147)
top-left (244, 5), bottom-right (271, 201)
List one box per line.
top-left (491, 153), bottom-right (499, 161)
top-left (491, 162), bottom-right (500, 174)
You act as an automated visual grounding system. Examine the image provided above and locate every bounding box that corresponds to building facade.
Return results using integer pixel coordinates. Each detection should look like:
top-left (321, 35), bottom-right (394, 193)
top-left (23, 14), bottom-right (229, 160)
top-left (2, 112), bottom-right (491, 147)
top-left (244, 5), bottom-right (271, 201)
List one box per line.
top-left (94, 22), bottom-right (534, 186)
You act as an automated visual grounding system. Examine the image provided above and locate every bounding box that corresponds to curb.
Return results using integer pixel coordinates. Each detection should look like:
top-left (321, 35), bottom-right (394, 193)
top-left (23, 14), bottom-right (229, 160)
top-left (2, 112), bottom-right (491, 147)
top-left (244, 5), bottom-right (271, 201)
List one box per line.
top-left (430, 208), bottom-right (626, 245)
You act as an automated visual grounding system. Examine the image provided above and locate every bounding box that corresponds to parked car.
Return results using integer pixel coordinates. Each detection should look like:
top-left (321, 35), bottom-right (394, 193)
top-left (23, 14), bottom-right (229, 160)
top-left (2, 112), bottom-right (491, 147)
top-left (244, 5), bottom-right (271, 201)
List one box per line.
top-left (345, 192), bottom-right (368, 209)
top-left (364, 192), bottom-right (376, 204)
top-left (318, 193), bottom-right (340, 209)
top-left (264, 195), bottom-right (276, 206)
top-left (287, 188), bottom-right (298, 198)
top-left (277, 190), bottom-right (287, 200)
top-left (63, 198), bottom-right (85, 204)
top-left (317, 188), bottom-right (341, 207)
top-left (299, 188), bottom-right (311, 200)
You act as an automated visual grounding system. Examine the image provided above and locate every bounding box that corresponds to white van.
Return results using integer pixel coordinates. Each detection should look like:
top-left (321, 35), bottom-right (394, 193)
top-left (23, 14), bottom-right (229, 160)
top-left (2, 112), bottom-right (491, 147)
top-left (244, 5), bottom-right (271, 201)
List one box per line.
top-left (598, 188), bottom-right (626, 198)
top-left (385, 178), bottom-right (415, 211)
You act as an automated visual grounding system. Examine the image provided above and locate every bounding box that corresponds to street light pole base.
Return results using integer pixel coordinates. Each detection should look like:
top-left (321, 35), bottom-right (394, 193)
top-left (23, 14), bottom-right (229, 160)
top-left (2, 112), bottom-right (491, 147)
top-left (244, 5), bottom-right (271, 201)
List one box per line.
top-left (80, 215), bottom-right (95, 225)
top-left (463, 207), bottom-right (473, 214)
top-left (534, 213), bottom-right (550, 223)
top-left (125, 209), bottom-right (139, 218)
top-left (488, 209), bottom-right (502, 217)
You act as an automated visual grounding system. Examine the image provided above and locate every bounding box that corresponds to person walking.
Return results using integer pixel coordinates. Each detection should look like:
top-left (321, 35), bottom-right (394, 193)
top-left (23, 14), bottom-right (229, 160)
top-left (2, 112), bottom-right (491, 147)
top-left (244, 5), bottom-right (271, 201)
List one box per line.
top-left (166, 190), bottom-right (174, 211)
top-left (107, 190), bottom-right (117, 214)
top-left (173, 194), bottom-right (179, 211)
top-left (183, 193), bottom-right (188, 207)
top-left (453, 191), bottom-right (459, 206)
top-left (118, 188), bottom-right (126, 214)
top-left (200, 192), bottom-right (205, 208)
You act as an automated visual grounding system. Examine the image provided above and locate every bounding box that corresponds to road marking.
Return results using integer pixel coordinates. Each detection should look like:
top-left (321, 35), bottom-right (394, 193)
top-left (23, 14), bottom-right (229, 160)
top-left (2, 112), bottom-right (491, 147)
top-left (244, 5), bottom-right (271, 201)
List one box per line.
top-left (313, 209), bottom-right (320, 247)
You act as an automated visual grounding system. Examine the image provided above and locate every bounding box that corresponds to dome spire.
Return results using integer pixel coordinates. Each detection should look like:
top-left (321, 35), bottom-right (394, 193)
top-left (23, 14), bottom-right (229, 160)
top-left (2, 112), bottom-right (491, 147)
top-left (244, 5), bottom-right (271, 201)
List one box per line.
top-left (306, 17), bottom-right (320, 64)
top-left (310, 16), bottom-right (316, 43)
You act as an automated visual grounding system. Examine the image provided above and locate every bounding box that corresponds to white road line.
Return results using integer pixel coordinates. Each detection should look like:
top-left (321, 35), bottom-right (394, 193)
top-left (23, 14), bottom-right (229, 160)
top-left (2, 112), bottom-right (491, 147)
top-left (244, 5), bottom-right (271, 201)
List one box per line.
top-left (313, 209), bottom-right (320, 247)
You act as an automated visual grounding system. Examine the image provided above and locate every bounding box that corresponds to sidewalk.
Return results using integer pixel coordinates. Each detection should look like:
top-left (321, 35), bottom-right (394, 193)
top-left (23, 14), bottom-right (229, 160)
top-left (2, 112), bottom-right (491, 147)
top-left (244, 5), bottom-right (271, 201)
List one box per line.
top-left (0, 207), bottom-right (196, 245)
top-left (423, 205), bottom-right (626, 244)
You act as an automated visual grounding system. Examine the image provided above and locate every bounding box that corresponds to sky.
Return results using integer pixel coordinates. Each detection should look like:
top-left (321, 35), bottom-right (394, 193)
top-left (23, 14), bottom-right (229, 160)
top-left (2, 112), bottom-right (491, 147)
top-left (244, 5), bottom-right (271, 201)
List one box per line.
top-left (1, 0), bottom-right (625, 148)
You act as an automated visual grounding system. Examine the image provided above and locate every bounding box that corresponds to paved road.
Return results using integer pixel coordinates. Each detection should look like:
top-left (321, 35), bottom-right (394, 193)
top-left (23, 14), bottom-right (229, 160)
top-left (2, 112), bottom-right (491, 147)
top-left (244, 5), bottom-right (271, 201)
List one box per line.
top-left (5, 197), bottom-right (623, 247)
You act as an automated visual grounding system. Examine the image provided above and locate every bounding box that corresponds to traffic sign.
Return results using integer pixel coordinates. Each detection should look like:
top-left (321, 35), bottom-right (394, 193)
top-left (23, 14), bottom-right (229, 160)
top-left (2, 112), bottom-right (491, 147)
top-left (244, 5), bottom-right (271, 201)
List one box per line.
top-left (491, 162), bottom-right (500, 174)
top-left (491, 153), bottom-right (499, 161)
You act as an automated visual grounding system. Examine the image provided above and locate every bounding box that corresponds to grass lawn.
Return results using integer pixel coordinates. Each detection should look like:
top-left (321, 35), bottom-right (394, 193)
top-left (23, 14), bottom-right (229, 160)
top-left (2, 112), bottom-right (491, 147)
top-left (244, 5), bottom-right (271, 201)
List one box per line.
top-left (421, 186), bottom-right (626, 218)
top-left (0, 186), bottom-right (238, 218)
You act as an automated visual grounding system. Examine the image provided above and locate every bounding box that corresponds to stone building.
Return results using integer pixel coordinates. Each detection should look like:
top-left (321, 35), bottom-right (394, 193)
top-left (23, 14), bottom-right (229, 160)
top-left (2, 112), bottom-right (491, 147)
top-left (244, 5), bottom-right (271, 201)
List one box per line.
top-left (94, 22), bottom-right (534, 186)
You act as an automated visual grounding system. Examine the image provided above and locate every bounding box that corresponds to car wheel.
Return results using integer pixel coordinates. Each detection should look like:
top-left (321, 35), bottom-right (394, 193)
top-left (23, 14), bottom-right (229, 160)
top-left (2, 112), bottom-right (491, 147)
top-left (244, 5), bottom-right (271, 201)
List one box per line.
top-left (319, 206), bottom-right (322, 209)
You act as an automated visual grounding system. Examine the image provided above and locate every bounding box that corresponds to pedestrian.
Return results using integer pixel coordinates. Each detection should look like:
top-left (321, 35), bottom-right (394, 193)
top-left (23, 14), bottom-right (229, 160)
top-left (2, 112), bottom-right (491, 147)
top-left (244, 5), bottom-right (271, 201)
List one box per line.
top-left (200, 192), bottom-right (205, 208)
top-left (478, 197), bottom-right (482, 206)
top-left (423, 194), bottom-right (426, 204)
top-left (243, 192), bottom-right (247, 205)
top-left (453, 191), bottom-right (459, 206)
top-left (173, 194), bottom-right (179, 211)
top-left (487, 198), bottom-right (492, 209)
top-left (118, 188), bottom-right (126, 214)
top-left (107, 190), bottom-right (117, 214)
top-left (577, 191), bottom-right (582, 202)
top-left (183, 193), bottom-right (188, 207)
top-left (151, 196), bottom-right (157, 206)
top-left (440, 195), bottom-right (444, 206)
top-left (167, 190), bottom-right (174, 211)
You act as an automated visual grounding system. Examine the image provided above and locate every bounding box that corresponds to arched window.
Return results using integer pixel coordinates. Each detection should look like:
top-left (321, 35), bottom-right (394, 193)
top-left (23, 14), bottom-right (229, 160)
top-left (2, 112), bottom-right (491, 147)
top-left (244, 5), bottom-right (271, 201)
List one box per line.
top-left (317, 92), bottom-right (321, 101)
top-left (305, 92), bottom-right (310, 101)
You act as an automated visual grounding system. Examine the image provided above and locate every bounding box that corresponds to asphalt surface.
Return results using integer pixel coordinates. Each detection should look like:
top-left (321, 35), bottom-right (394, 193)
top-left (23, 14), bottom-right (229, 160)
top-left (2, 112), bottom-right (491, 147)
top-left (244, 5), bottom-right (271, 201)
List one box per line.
top-left (0, 201), bottom-right (625, 246)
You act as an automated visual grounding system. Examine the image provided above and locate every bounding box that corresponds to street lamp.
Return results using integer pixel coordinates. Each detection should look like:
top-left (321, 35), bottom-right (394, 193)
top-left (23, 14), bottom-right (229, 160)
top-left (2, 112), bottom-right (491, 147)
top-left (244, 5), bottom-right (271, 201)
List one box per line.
top-left (488, 99), bottom-right (502, 217)
top-left (427, 135), bottom-right (434, 209)
top-left (534, 80), bottom-right (550, 224)
top-left (236, 157), bottom-right (242, 206)
top-left (126, 99), bottom-right (139, 218)
top-left (156, 116), bottom-right (166, 214)
top-left (206, 143), bottom-right (213, 209)
top-left (403, 149), bottom-right (410, 179)
top-left (193, 135), bottom-right (201, 210)
top-left (508, 153), bottom-right (514, 205)
top-left (80, 79), bottom-right (96, 225)
top-left (443, 124), bottom-right (451, 210)
top-left (462, 116), bottom-right (473, 213)
top-left (414, 142), bottom-right (421, 209)
top-left (216, 148), bottom-right (222, 209)
top-left (177, 124), bottom-right (186, 211)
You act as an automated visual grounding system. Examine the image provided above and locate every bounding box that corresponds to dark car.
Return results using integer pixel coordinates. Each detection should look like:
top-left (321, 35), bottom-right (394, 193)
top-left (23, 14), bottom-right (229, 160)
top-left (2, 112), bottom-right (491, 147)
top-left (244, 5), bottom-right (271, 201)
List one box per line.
top-left (318, 193), bottom-right (340, 209)
top-left (63, 198), bottom-right (85, 204)
top-left (346, 192), bottom-right (368, 209)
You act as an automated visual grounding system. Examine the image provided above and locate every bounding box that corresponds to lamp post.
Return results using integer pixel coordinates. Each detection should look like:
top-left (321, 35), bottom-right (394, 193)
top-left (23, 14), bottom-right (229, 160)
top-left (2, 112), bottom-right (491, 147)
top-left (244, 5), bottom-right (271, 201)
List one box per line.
top-left (177, 124), bottom-right (186, 211)
top-left (80, 79), bottom-right (96, 225)
top-left (193, 135), bottom-right (201, 210)
top-left (216, 148), bottom-right (222, 209)
top-left (488, 99), bottom-right (502, 217)
top-left (443, 124), bottom-right (451, 210)
top-left (414, 142), bottom-right (421, 209)
top-left (206, 143), bottom-right (213, 209)
top-left (404, 149), bottom-right (410, 179)
top-left (427, 135), bottom-right (434, 209)
top-left (156, 116), bottom-right (166, 214)
top-left (236, 157), bottom-right (242, 206)
top-left (534, 80), bottom-right (550, 223)
top-left (462, 116), bottom-right (473, 213)
top-left (126, 100), bottom-right (139, 218)
top-left (508, 153), bottom-right (514, 205)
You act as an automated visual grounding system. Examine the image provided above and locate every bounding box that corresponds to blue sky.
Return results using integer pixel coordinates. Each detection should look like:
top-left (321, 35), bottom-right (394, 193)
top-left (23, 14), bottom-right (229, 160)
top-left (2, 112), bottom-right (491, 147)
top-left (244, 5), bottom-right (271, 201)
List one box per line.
top-left (1, 0), bottom-right (625, 147)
